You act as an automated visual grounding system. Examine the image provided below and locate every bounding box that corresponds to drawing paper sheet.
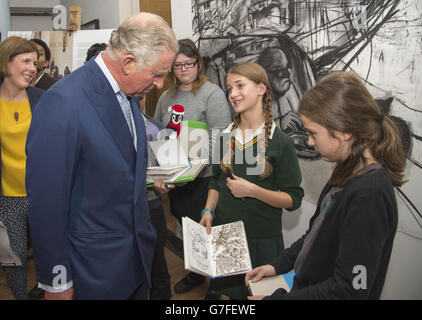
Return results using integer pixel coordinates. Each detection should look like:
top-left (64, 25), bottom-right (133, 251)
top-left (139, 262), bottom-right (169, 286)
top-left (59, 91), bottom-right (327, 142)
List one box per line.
top-left (183, 216), bottom-right (215, 276)
top-left (210, 221), bottom-right (251, 277)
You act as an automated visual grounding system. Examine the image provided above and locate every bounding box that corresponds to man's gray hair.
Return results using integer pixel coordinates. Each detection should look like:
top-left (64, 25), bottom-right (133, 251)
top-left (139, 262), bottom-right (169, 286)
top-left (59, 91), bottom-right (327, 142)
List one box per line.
top-left (108, 12), bottom-right (178, 68)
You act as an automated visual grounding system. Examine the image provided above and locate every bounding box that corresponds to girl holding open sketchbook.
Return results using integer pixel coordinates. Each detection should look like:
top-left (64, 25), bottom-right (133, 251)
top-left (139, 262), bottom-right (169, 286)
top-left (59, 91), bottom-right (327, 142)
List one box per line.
top-left (200, 62), bottom-right (304, 299)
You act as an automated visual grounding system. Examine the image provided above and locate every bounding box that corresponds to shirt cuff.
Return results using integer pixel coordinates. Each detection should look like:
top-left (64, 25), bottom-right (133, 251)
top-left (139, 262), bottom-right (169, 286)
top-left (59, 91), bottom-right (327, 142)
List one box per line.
top-left (38, 281), bottom-right (73, 293)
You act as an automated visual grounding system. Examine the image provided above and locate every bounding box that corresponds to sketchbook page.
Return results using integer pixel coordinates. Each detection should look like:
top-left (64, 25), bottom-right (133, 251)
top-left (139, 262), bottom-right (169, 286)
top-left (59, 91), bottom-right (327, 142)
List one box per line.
top-left (0, 221), bottom-right (22, 266)
top-left (182, 217), bottom-right (214, 277)
top-left (148, 139), bottom-right (189, 167)
top-left (172, 159), bottom-right (209, 184)
top-left (248, 272), bottom-right (294, 296)
top-left (209, 220), bottom-right (252, 277)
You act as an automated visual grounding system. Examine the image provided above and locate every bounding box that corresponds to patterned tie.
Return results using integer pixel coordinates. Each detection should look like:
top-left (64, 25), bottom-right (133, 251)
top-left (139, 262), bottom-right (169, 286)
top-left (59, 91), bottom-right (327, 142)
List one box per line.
top-left (118, 91), bottom-right (134, 138)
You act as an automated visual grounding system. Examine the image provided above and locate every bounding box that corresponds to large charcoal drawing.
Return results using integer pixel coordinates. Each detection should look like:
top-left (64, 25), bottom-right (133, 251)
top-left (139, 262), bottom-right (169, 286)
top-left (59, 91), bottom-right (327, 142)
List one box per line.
top-left (193, 0), bottom-right (422, 237)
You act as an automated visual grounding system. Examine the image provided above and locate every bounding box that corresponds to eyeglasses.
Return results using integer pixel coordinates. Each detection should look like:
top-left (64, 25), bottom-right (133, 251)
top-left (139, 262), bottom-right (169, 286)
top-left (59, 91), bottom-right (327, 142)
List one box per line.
top-left (173, 60), bottom-right (198, 70)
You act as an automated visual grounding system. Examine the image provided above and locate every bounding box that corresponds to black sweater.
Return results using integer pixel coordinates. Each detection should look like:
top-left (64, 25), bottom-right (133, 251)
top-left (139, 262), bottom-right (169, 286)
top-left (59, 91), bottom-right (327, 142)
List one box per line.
top-left (266, 167), bottom-right (398, 299)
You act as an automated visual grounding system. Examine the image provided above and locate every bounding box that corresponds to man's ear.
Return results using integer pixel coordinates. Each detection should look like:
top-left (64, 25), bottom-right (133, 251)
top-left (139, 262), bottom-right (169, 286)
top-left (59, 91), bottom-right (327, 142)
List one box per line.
top-left (121, 52), bottom-right (136, 76)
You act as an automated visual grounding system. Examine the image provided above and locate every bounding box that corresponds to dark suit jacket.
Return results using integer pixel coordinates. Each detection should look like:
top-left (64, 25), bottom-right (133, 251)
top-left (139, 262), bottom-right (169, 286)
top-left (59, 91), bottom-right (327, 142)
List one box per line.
top-left (35, 72), bottom-right (57, 91)
top-left (0, 76), bottom-right (44, 191)
top-left (26, 60), bottom-right (156, 299)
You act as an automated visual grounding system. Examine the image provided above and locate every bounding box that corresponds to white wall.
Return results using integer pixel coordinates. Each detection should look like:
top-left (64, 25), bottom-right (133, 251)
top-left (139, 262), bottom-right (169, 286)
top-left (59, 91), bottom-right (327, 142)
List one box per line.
top-left (382, 232), bottom-right (422, 299)
top-left (11, 16), bottom-right (53, 31)
top-left (10, 0), bottom-right (58, 6)
top-left (10, 0), bottom-right (60, 31)
top-left (170, 0), bottom-right (422, 300)
top-left (9, 0), bottom-right (139, 32)
top-left (60, 0), bottom-right (120, 29)
top-left (171, 0), bottom-right (192, 40)
top-left (119, 0), bottom-right (140, 24)
top-left (0, 0), bottom-right (11, 40)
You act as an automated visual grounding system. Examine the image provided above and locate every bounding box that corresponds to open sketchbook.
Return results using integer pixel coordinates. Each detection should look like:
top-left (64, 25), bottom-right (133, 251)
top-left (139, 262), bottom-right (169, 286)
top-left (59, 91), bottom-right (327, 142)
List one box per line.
top-left (146, 139), bottom-right (208, 185)
top-left (0, 221), bottom-right (22, 266)
top-left (248, 272), bottom-right (295, 296)
top-left (182, 217), bottom-right (252, 279)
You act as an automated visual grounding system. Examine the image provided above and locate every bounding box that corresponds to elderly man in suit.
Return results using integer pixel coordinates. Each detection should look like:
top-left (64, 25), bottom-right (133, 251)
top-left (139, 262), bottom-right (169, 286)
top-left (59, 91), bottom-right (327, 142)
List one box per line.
top-left (26, 12), bottom-right (178, 300)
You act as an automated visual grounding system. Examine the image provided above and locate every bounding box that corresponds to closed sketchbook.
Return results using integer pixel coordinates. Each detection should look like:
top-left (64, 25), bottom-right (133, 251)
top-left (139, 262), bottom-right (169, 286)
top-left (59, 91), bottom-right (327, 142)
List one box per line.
top-left (0, 221), bottom-right (22, 266)
top-left (146, 159), bottom-right (208, 186)
top-left (146, 139), bottom-right (208, 185)
top-left (248, 272), bottom-right (295, 296)
top-left (182, 217), bottom-right (252, 279)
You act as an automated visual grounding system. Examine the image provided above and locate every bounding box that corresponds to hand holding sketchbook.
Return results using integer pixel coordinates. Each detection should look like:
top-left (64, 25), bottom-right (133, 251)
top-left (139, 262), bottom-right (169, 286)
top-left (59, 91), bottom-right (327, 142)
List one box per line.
top-left (182, 217), bottom-right (252, 278)
top-left (248, 272), bottom-right (295, 296)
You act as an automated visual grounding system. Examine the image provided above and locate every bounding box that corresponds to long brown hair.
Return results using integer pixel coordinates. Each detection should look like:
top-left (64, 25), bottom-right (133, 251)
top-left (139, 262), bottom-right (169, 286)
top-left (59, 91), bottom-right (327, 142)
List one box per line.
top-left (298, 71), bottom-right (406, 187)
top-left (167, 38), bottom-right (211, 95)
top-left (221, 62), bottom-right (273, 180)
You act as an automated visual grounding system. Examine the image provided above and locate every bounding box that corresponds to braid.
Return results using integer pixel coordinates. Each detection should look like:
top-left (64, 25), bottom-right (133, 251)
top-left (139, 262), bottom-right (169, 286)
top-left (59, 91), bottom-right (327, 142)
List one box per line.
top-left (220, 113), bottom-right (241, 174)
top-left (259, 92), bottom-right (273, 180)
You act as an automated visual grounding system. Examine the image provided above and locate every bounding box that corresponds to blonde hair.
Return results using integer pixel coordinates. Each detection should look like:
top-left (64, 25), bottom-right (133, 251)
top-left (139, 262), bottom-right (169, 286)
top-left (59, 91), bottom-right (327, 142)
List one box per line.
top-left (298, 71), bottom-right (406, 187)
top-left (221, 62), bottom-right (273, 180)
top-left (107, 12), bottom-right (178, 69)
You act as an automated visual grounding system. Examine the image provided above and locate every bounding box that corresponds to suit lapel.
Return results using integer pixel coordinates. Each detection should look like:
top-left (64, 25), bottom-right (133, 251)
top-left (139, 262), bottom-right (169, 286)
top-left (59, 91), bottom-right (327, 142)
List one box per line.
top-left (83, 61), bottom-right (136, 173)
top-left (131, 98), bottom-right (147, 204)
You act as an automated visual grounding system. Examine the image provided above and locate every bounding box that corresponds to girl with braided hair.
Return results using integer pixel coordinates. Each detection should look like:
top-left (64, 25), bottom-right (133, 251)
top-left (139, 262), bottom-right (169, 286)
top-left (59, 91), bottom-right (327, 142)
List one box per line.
top-left (200, 62), bottom-right (304, 299)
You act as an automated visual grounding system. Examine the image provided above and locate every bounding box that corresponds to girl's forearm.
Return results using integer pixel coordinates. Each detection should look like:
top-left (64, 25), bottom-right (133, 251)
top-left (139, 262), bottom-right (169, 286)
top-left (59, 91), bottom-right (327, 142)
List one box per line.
top-left (250, 185), bottom-right (293, 209)
top-left (205, 189), bottom-right (219, 210)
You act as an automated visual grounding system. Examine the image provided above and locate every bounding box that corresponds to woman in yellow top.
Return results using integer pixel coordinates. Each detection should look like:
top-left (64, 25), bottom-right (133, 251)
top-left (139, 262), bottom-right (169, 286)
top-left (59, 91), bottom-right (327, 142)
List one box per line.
top-left (0, 36), bottom-right (44, 299)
